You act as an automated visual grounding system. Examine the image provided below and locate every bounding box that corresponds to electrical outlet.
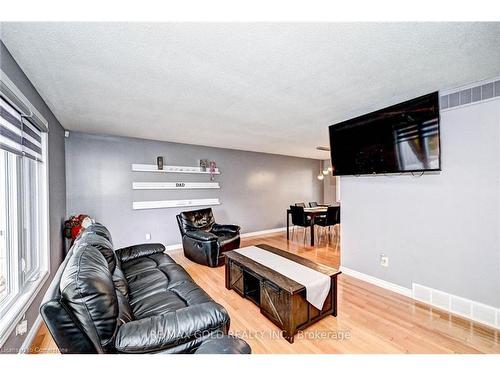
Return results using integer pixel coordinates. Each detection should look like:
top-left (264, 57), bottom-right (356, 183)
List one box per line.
top-left (16, 319), bottom-right (28, 336)
top-left (380, 254), bottom-right (389, 267)
top-left (145, 233), bottom-right (151, 240)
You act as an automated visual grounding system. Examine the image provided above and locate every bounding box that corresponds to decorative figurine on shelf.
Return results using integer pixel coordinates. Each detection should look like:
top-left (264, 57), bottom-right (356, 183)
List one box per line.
top-left (209, 161), bottom-right (217, 181)
top-left (199, 159), bottom-right (208, 172)
top-left (157, 156), bottom-right (164, 170)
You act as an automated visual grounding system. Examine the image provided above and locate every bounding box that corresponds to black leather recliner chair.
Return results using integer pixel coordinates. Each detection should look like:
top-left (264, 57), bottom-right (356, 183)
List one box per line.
top-left (40, 223), bottom-right (250, 354)
top-left (176, 208), bottom-right (241, 267)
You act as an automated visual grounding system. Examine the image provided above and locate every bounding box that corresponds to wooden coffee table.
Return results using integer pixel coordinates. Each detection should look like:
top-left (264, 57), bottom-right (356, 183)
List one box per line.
top-left (224, 244), bottom-right (341, 343)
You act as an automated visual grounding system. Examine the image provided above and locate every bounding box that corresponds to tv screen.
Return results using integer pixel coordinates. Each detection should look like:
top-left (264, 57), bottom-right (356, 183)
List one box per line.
top-left (329, 92), bottom-right (440, 176)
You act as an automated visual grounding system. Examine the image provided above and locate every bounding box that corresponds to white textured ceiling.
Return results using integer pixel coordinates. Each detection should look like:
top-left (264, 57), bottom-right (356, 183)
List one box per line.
top-left (1, 22), bottom-right (500, 159)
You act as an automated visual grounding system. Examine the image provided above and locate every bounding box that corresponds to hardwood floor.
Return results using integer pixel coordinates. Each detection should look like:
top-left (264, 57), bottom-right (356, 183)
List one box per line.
top-left (30, 231), bottom-right (500, 354)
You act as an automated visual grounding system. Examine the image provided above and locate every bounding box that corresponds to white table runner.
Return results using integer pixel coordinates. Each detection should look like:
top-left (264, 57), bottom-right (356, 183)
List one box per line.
top-left (234, 246), bottom-right (331, 310)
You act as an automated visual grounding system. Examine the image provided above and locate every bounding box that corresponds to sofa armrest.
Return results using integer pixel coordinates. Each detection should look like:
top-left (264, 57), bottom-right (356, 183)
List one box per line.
top-left (115, 243), bottom-right (165, 262)
top-left (212, 224), bottom-right (241, 234)
top-left (115, 302), bottom-right (230, 353)
top-left (185, 229), bottom-right (218, 242)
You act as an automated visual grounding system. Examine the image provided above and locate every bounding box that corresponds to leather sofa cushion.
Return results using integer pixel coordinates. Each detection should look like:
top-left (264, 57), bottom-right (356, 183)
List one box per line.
top-left (112, 267), bottom-right (130, 299)
top-left (194, 335), bottom-right (251, 354)
top-left (85, 223), bottom-right (113, 244)
top-left (76, 231), bottom-right (117, 273)
top-left (116, 243), bottom-right (166, 263)
top-left (116, 288), bottom-right (134, 326)
top-left (115, 302), bottom-right (230, 354)
top-left (120, 253), bottom-right (213, 320)
top-left (60, 243), bottom-right (119, 352)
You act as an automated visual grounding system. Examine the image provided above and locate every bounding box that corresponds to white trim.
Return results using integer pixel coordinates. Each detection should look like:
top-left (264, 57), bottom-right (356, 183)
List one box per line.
top-left (163, 227), bottom-right (287, 253)
top-left (339, 266), bottom-right (412, 297)
top-left (0, 272), bottom-right (48, 348)
top-left (164, 243), bottom-right (182, 252)
top-left (132, 163), bottom-right (220, 174)
top-left (18, 315), bottom-right (42, 354)
top-left (41, 130), bottom-right (51, 303)
top-left (240, 227), bottom-right (287, 238)
top-left (133, 198), bottom-right (220, 210)
top-left (132, 181), bottom-right (220, 190)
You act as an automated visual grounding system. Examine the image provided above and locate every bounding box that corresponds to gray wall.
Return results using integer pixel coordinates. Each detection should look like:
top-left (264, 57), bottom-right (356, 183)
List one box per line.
top-left (66, 132), bottom-right (323, 249)
top-left (1, 41), bottom-right (67, 351)
top-left (321, 159), bottom-right (337, 204)
top-left (341, 98), bottom-right (500, 308)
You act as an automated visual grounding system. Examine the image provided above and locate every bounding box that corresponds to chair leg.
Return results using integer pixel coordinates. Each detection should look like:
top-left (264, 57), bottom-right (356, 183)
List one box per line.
top-left (336, 224), bottom-right (340, 249)
top-left (330, 224), bottom-right (339, 249)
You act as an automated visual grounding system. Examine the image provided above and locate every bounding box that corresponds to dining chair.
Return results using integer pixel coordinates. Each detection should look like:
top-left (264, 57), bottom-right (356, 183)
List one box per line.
top-left (294, 203), bottom-right (306, 207)
top-left (289, 205), bottom-right (311, 245)
top-left (308, 202), bottom-right (318, 207)
top-left (314, 206), bottom-right (340, 247)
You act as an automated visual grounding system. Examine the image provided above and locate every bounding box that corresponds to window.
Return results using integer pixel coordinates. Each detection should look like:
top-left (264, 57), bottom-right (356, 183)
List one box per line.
top-left (0, 151), bottom-right (9, 303)
top-left (0, 81), bottom-right (49, 346)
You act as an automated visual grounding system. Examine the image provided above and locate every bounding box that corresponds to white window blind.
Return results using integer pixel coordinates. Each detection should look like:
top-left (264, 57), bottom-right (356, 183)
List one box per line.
top-left (0, 96), bottom-right (44, 162)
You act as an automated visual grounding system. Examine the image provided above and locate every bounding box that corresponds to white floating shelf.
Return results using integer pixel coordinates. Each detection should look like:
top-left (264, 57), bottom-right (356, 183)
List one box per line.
top-left (133, 182), bottom-right (220, 190)
top-left (132, 163), bottom-right (220, 174)
top-left (133, 198), bottom-right (220, 210)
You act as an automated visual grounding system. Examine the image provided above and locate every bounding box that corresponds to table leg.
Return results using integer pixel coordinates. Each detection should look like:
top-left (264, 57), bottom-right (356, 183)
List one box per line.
top-left (286, 211), bottom-right (290, 240)
top-left (225, 262), bottom-right (231, 290)
top-left (310, 218), bottom-right (315, 246)
top-left (332, 276), bottom-right (338, 317)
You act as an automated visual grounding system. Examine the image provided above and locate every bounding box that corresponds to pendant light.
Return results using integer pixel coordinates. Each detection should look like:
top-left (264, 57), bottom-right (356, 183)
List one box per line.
top-left (317, 164), bottom-right (324, 180)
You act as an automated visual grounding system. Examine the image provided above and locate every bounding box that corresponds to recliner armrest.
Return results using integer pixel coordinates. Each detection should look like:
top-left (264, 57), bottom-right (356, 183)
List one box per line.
top-left (212, 224), bottom-right (241, 234)
top-left (115, 243), bottom-right (165, 262)
top-left (115, 302), bottom-right (230, 353)
top-left (185, 230), bottom-right (218, 242)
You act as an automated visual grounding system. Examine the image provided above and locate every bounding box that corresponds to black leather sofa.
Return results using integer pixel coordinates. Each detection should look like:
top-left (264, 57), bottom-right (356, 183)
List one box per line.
top-left (176, 208), bottom-right (241, 267)
top-left (40, 223), bottom-right (250, 354)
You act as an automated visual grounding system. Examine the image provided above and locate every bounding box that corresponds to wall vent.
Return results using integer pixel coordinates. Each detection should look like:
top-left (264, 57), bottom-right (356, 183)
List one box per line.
top-left (440, 77), bottom-right (500, 110)
top-left (412, 283), bottom-right (500, 329)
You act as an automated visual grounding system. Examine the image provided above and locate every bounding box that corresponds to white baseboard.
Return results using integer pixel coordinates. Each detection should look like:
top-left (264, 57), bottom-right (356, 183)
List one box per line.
top-left (18, 315), bottom-right (42, 354)
top-left (164, 227), bottom-right (287, 253)
top-left (339, 266), bottom-right (412, 297)
top-left (240, 227), bottom-right (286, 239)
top-left (164, 243), bottom-right (182, 252)
top-left (339, 266), bottom-right (500, 330)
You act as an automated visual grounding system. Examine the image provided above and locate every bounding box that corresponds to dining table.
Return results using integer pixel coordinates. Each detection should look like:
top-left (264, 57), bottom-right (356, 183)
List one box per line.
top-left (286, 203), bottom-right (340, 246)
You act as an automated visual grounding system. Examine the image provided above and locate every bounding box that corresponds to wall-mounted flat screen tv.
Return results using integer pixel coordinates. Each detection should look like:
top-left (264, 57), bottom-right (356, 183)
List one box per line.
top-left (329, 92), bottom-right (440, 176)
